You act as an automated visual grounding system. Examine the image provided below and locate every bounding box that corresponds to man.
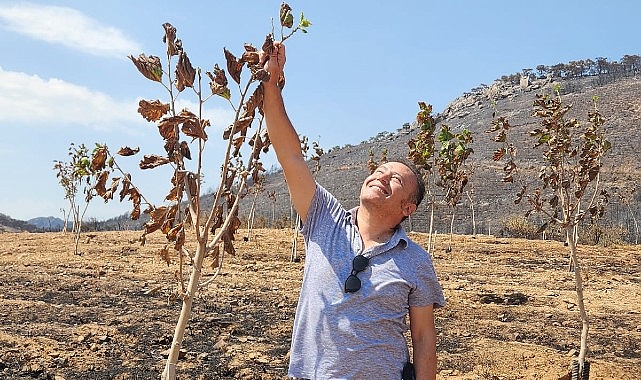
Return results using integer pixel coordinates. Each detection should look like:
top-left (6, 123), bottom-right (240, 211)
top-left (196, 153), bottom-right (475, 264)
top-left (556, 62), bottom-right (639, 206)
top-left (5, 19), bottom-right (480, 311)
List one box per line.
top-left (262, 42), bottom-right (446, 380)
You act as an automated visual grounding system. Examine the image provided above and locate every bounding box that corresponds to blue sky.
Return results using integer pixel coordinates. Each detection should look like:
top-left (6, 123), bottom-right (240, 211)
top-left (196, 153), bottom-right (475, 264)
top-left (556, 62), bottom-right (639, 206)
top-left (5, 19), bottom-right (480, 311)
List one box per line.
top-left (1, 1), bottom-right (639, 221)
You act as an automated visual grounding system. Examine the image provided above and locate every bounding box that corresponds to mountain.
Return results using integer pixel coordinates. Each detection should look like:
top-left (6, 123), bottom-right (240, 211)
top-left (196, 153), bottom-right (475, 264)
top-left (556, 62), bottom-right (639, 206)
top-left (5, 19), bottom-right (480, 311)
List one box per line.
top-left (27, 217), bottom-right (66, 231)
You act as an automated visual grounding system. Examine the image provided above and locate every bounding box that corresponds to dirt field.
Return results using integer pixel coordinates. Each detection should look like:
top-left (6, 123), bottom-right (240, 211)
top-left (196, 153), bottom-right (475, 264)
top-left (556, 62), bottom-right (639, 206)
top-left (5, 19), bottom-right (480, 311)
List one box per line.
top-left (0, 229), bottom-right (639, 379)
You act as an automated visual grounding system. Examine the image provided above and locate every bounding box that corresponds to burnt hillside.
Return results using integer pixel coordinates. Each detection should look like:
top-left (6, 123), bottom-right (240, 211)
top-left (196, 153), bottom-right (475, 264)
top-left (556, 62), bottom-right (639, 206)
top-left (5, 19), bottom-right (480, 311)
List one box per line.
top-left (239, 74), bottom-right (641, 242)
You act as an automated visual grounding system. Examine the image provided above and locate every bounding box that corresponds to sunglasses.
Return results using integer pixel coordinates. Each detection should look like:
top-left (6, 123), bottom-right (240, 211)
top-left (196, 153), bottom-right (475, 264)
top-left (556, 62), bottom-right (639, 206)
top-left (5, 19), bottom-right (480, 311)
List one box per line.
top-left (344, 254), bottom-right (370, 293)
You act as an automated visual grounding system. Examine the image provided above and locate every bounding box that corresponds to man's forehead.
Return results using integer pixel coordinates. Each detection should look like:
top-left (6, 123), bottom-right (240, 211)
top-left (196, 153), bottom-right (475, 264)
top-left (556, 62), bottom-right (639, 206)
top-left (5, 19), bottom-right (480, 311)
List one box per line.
top-left (379, 162), bottom-right (412, 175)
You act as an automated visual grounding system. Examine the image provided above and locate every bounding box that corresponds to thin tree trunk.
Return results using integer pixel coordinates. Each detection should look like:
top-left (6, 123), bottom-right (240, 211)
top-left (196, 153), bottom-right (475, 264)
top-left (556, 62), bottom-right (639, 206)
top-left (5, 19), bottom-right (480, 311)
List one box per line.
top-left (427, 203), bottom-right (435, 253)
top-left (245, 191), bottom-right (259, 241)
top-left (626, 204), bottom-right (639, 244)
top-left (291, 214), bottom-right (300, 262)
top-left (567, 227), bottom-right (590, 378)
top-left (466, 191), bottom-right (476, 237)
top-left (161, 239), bottom-right (207, 380)
top-left (448, 209), bottom-right (455, 252)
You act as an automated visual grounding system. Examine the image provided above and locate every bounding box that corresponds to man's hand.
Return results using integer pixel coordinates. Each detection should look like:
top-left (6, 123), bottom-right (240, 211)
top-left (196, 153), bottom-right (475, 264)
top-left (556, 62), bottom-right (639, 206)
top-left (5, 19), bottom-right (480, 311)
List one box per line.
top-left (262, 41), bottom-right (286, 88)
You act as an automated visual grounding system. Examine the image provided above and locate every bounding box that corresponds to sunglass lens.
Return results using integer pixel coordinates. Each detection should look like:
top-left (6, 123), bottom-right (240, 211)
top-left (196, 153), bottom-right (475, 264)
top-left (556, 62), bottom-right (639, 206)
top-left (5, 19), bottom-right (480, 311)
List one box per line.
top-left (352, 255), bottom-right (369, 271)
top-left (345, 275), bottom-right (361, 293)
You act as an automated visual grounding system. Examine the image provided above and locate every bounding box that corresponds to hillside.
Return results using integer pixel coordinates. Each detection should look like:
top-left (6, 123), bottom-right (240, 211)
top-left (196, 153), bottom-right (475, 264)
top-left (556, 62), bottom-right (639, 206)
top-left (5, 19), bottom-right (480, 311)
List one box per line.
top-left (238, 73), bottom-right (641, 242)
top-left (0, 213), bottom-right (39, 233)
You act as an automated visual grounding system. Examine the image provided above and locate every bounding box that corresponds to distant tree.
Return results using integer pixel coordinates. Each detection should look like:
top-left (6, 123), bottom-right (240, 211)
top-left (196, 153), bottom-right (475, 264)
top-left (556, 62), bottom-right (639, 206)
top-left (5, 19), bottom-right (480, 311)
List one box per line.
top-left (595, 57), bottom-right (609, 75)
top-left (536, 64), bottom-right (549, 78)
top-left (620, 54), bottom-right (641, 75)
top-left (53, 142), bottom-right (97, 255)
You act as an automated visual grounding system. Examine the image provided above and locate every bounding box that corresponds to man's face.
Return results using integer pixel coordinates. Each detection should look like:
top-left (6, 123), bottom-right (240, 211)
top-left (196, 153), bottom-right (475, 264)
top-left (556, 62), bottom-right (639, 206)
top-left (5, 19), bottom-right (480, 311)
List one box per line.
top-left (360, 162), bottom-right (418, 217)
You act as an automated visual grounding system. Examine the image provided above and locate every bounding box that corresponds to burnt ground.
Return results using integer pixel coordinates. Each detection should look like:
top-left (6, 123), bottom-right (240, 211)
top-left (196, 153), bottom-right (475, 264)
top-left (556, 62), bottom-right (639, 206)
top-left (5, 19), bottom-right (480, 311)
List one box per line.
top-left (0, 229), bottom-right (639, 379)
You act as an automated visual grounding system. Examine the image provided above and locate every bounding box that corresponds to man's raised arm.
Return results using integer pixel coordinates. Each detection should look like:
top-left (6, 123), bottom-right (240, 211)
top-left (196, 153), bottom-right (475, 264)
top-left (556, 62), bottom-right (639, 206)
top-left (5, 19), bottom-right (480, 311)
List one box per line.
top-left (262, 42), bottom-right (316, 222)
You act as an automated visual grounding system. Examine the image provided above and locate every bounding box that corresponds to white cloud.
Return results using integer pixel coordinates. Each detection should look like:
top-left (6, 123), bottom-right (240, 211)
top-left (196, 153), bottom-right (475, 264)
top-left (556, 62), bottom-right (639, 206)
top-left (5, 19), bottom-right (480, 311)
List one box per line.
top-left (0, 3), bottom-right (141, 58)
top-left (0, 66), bottom-right (140, 129)
top-left (0, 66), bottom-right (239, 134)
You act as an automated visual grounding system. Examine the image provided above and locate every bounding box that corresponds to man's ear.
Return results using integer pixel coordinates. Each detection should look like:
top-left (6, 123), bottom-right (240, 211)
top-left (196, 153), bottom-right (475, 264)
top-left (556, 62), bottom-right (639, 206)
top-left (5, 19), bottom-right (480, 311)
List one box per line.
top-left (402, 201), bottom-right (417, 217)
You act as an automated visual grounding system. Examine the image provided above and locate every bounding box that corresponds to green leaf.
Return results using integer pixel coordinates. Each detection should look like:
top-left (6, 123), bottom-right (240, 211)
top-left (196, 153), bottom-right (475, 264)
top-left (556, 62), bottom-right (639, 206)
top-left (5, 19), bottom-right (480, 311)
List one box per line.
top-left (300, 12), bottom-right (312, 28)
top-left (217, 88), bottom-right (231, 101)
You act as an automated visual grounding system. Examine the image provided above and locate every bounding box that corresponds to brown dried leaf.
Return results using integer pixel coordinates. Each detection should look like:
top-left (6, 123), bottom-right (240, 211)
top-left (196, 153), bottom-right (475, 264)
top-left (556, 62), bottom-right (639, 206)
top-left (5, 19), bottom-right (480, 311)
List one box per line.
top-left (102, 177), bottom-right (121, 201)
top-left (144, 206), bottom-right (169, 235)
top-left (242, 50), bottom-right (260, 65)
top-left (128, 54), bottom-right (163, 82)
top-left (210, 206), bottom-right (223, 233)
top-left (280, 3), bottom-right (293, 28)
top-left (245, 84), bottom-right (264, 116)
top-left (180, 141), bottom-right (191, 160)
top-left (180, 110), bottom-right (207, 140)
top-left (224, 48), bottom-right (243, 84)
top-left (159, 244), bottom-right (171, 265)
top-left (91, 147), bottom-right (108, 172)
top-left (186, 172), bottom-right (198, 199)
top-left (262, 34), bottom-right (274, 56)
top-left (157, 117), bottom-right (179, 141)
top-left (119, 174), bottom-right (132, 202)
top-left (492, 149), bottom-right (505, 161)
top-left (94, 171), bottom-right (109, 198)
top-left (174, 226), bottom-right (185, 252)
top-left (117, 146), bottom-right (140, 156)
top-left (210, 245), bottom-right (220, 268)
top-left (138, 99), bottom-right (170, 122)
top-left (234, 114), bottom-right (254, 135)
top-left (129, 188), bottom-right (141, 220)
top-left (162, 23), bottom-right (180, 56)
top-left (139, 155), bottom-right (171, 169)
top-left (167, 223), bottom-right (183, 242)
top-left (175, 51), bottom-right (196, 91)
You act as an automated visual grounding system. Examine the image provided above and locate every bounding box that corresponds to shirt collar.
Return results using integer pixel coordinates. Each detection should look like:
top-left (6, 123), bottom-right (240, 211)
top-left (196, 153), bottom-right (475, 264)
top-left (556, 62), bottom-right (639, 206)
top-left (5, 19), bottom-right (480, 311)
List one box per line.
top-left (346, 206), bottom-right (409, 253)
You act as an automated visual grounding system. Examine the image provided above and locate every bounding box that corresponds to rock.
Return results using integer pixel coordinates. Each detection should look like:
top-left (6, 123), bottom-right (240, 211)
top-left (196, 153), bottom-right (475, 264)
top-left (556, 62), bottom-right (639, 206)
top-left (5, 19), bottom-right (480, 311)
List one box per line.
top-left (160, 349), bottom-right (187, 359)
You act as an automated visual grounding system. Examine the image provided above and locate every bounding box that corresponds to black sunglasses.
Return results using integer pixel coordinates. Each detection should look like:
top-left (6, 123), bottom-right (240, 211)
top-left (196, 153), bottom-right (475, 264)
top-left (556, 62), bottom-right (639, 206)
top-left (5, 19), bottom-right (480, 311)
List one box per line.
top-left (344, 255), bottom-right (369, 293)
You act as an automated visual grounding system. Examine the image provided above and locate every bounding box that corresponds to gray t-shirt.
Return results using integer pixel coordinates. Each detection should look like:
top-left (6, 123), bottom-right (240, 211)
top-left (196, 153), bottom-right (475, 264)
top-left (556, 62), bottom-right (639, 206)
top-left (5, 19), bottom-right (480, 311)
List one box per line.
top-left (287, 185), bottom-right (446, 380)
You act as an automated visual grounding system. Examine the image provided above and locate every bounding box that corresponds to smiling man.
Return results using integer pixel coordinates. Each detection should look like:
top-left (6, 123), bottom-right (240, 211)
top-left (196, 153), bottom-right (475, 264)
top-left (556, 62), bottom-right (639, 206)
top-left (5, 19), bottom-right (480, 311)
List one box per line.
top-left (262, 42), bottom-right (446, 380)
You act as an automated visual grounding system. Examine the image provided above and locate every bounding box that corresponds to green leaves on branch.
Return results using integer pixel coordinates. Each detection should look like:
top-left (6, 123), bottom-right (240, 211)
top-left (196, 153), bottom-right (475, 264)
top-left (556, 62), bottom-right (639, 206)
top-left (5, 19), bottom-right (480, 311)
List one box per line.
top-left (407, 102), bottom-right (436, 171)
top-left (407, 101), bottom-right (474, 206)
top-left (280, 2), bottom-right (311, 36)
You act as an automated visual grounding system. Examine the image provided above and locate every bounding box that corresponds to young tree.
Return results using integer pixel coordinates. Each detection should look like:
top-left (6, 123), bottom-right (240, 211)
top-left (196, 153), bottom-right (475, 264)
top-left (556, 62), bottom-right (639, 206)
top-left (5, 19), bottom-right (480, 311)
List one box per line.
top-left (408, 102), bottom-right (438, 247)
top-left (87, 5), bottom-right (310, 379)
top-left (434, 124), bottom-right (474, 250)
top-left (487, 87), bottom-right (611, 379)
top-left (53, 142), bottom-right (97, 255)
top-left (408, 102), bottom-right (474, 251)
top-left (243, 162), bottom-right (266, 242)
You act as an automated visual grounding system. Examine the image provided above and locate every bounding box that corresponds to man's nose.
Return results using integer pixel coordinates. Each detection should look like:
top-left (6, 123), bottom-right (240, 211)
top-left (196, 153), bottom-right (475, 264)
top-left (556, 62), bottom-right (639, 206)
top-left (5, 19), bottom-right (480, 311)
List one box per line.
top-left (377, 174), bottom-right (390, 185)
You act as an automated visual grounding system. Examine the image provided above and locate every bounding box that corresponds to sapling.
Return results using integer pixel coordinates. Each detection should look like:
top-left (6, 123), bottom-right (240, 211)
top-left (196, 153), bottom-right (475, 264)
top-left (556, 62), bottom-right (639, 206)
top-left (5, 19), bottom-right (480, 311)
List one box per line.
top-left (87, 4), bottom-right (310, 379)
top-left (486, 86), bottom-right (610, 379)
top-left (408, 102), bottom-right (474, 250)
top-left (53, 142), bottom-right (97, 254)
